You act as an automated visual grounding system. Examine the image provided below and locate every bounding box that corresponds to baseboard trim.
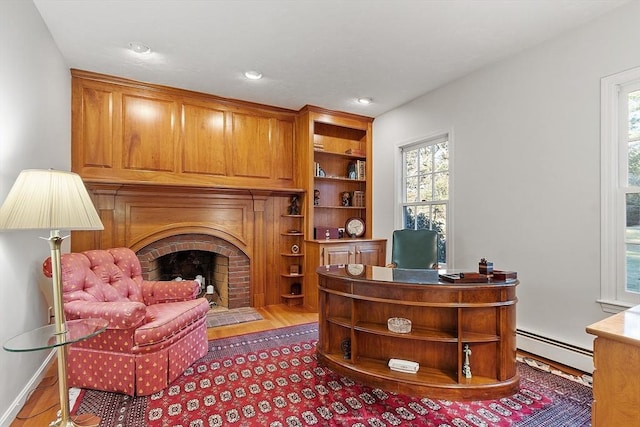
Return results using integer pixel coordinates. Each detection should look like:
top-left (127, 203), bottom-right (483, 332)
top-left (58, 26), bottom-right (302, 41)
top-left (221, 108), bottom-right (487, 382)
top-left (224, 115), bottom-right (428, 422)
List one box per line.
top-left (517, 329), bottom-right (594, 373)
top-left (0, 349), bottom-right (55, 426)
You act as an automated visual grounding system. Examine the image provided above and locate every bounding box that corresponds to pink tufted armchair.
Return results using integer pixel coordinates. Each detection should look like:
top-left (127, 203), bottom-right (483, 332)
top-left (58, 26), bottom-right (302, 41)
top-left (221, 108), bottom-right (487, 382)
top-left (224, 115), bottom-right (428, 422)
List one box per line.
top-left (43, 247), bottom-right (210, 396)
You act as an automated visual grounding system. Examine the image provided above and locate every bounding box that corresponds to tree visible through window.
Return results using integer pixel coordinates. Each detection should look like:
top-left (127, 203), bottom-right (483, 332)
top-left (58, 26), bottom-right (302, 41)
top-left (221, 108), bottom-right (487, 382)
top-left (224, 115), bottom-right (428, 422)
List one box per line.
top-left (401, 136), bottom-right (449, 264)
top-left (624, 88), bottom-right (640, 294)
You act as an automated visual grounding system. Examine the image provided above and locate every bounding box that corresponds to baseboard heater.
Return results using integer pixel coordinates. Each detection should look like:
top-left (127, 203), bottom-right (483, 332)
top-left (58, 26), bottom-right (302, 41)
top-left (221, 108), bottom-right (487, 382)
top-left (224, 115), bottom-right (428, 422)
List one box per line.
top-left (516, 329), bottom-right (593, 357)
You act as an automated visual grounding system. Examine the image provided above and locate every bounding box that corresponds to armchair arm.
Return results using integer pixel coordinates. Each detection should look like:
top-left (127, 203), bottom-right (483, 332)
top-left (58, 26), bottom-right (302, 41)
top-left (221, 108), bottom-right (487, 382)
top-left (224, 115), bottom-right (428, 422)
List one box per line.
top-left (65, 300), bottom-right (146, 330)
top-left (141, 280), bottom-right (200, 305)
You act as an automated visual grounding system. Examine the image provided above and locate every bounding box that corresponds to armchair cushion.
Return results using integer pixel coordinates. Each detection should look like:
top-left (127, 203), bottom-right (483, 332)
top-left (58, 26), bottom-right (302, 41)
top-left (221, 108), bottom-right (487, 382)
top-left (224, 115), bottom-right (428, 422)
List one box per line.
top-left (137, 299), bottom-right (208, 347)
top-left (43, 247), bottom-right (210, 396)
top-left (65, 300), bottom-right (146, 330)
top-left (141, 279), bottom-right (200, 305)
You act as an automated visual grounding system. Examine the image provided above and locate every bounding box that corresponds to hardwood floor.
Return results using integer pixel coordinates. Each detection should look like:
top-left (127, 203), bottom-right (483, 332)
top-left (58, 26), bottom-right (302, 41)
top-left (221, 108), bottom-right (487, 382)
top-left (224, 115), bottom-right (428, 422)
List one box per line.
top-left (10, 304), bottom-right (318, 427)
top-left (516, 350), bottom-right (590, 381)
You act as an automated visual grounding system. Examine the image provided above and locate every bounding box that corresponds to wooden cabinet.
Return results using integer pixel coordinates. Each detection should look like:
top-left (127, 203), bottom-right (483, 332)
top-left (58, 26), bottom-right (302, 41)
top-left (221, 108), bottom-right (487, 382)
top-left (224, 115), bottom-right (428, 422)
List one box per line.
top-left (586, 305), bottom-right (640, 426)
top-left (321, 244), bottom-right (352, 265)
top-left (355, 241), bottom-right (386, 266)
top-left (313, 240), bottom-right (386, 266)
top-left (317, 265), bottom-right (519, 400)
top-left (304, 239), bottom-right (386, 311)
top-left (71, 70), bottom-right (298, 190)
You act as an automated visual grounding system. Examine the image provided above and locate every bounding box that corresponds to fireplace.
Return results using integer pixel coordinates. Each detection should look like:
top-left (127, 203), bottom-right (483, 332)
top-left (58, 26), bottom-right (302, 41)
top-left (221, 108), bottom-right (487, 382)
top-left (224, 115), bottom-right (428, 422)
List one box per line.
top-left (80, 183), bottom-right (281, 308)
top-left (136, 234), bottom-right (250, 309)
top-left (150, 250), bottom-right (225, 306)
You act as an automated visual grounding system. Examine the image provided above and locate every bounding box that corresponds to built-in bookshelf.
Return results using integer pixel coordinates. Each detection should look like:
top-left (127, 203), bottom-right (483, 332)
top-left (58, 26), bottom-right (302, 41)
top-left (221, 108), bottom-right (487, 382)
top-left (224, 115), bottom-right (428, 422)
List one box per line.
top-left (298, 106), bottom-right (386, 311)
top-left (299, 106), bottom-right (373, 241)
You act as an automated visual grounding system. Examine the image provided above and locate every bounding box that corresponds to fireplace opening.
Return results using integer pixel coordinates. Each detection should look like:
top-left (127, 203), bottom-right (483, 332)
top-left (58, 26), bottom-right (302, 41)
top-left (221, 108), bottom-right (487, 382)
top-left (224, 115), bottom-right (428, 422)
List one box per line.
top-left (152, 250), bottom-right (228, 308)
top-left (136, 233), bottom-right (250, 309)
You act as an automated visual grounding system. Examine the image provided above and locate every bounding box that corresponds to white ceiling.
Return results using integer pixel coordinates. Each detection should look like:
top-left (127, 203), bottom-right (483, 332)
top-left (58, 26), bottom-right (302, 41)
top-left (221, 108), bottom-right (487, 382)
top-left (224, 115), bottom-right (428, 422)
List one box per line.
top-left (34, 0), bottom-right (628, 117)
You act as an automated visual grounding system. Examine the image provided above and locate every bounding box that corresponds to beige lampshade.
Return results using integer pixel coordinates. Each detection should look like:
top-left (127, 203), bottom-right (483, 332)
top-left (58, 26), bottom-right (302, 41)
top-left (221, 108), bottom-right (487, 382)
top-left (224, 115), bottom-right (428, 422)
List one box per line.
top-left (0, 169), bottom-right (104, 231)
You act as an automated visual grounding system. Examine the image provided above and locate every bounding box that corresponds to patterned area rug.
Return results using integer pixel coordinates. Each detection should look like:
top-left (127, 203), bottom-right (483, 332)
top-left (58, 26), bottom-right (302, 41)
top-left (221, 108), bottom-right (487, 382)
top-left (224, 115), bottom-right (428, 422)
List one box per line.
top-left (73, 323), bottom-right (593, 426)
top-left (206, 307), bottom-right (263, 328)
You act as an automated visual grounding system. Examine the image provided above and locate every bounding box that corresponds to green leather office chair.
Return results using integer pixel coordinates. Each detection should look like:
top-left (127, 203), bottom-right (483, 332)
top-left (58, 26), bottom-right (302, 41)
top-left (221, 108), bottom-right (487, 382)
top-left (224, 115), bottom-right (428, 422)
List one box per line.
top-left (389, 229), bottom-right (439, 269)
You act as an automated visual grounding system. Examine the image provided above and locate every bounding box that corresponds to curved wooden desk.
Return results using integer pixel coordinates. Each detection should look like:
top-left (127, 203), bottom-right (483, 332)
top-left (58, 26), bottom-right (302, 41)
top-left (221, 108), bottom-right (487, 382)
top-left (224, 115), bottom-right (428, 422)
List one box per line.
top-left (317, 265), bottom-right (519, 400)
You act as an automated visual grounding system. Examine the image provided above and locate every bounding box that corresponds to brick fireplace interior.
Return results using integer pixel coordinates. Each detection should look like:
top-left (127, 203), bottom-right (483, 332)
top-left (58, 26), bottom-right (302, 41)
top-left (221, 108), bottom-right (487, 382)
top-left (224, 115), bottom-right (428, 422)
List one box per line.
top-left (150, 250), bottom-right (227, 307)
top-left (136, 234), bottom-right (250, 309)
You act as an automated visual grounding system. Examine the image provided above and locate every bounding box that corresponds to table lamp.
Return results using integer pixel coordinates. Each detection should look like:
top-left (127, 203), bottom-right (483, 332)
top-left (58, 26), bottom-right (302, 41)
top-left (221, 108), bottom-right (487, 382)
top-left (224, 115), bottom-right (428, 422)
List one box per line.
top-left (0, 169), bottom-right (103, 427)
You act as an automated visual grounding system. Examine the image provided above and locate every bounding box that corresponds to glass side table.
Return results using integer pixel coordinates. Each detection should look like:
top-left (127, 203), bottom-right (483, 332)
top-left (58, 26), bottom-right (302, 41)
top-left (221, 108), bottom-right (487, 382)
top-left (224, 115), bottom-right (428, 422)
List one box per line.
top-left (4, 318), bottom-right (107, 352)
top-left (4, 318), bottom-right (108, 427)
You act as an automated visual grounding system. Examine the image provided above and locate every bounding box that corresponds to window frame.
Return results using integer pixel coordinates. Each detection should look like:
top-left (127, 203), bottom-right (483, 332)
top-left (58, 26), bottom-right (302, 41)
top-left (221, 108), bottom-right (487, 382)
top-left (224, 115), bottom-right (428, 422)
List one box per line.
top-left (600, 66), bottom-right (640, 313)
top-left (398, 133), bottom-right (451, 266)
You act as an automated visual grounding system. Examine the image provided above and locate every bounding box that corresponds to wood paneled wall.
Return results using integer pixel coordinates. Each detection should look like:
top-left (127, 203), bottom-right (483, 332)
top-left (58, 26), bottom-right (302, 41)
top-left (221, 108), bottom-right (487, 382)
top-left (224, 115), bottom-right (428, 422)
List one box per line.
top-left (71, 69), bottom-right (299, 190)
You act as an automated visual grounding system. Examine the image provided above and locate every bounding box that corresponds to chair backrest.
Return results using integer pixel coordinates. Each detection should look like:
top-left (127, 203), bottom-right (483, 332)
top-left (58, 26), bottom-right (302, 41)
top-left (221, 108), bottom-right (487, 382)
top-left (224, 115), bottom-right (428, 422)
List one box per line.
top-left (43, 247), bottom-right (145, 303)
top-left (390, 229), bottom-right (438, 269)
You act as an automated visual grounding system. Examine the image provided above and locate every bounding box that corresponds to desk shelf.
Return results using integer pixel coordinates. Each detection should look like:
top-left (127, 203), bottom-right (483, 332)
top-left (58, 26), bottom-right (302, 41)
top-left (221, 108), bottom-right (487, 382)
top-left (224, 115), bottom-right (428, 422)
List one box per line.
top-left (354, 321), bottom-right (458, 342)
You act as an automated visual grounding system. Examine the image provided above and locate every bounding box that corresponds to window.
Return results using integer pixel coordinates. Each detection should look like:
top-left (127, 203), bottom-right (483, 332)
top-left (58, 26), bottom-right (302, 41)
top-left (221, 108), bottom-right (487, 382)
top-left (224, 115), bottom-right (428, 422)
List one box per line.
top-left (601, 66), bottom-right (640, 312)
top-left (400, 135), bottom-right (449, 264)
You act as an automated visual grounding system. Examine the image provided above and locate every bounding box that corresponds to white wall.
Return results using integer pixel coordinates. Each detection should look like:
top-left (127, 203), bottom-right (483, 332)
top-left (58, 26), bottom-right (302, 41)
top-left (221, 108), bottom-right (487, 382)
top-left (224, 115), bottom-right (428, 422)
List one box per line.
top-left (0, 1), bottom-right (70, 423)
top-left (373, 1), bottom-right (640, 371)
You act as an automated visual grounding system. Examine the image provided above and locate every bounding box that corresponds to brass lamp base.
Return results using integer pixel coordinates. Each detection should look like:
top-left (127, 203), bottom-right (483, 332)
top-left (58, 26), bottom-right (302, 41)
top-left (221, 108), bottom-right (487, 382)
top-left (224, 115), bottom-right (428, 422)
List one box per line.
top-left (51, 411), bottom-right (101, 427)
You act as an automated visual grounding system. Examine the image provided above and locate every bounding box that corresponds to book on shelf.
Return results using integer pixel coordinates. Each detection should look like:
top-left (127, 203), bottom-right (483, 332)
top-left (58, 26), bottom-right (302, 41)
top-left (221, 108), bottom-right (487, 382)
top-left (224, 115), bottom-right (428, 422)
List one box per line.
top-left (356, 160), bottom-right (366, 180)
top-left (352, 191), bottom-right (365, 207)
top-left (314, 162), bottom-right (326, 177)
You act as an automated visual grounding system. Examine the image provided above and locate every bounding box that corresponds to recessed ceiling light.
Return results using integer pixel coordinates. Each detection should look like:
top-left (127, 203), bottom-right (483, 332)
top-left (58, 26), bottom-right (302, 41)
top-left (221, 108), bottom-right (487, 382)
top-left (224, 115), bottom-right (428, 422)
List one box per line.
top-left (244, 70), bottom-right (263, 80)
top-left (128, 42), bottom-right (151, 54)
top-left (357, 97), bottom-right (373, 105)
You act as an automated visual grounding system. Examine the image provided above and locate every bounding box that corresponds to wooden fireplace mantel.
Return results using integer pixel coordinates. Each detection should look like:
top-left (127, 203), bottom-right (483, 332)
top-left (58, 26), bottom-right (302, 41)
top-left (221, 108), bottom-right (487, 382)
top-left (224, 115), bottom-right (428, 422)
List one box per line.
top-left (81, 180), bottom-right (305, 198)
